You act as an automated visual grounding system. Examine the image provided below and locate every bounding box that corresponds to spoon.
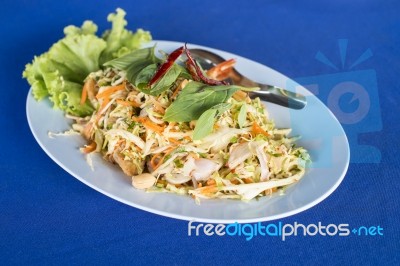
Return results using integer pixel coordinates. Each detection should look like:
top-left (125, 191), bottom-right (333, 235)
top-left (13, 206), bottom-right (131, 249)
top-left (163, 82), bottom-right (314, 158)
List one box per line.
top-left (188, 49), bottom-right (307, 110)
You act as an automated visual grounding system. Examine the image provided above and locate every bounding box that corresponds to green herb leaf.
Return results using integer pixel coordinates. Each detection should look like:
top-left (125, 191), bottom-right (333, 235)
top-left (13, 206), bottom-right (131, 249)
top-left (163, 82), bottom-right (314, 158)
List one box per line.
top-left (193, 108), bottom-right (218, 140)
top-left (238, 104), bottom-right (247, 128)
top-left (192, 103), bottom-right (232, 140)
top-left (103, 46), bottom-right (159, 83)
top-left (163, 81), bottom-right (239, 122)
top-left (212, 102), bottom-right (232, 114)
top-left (177, 65), bottom-right (192, 80)
top-left (135, 63), bottom-right (181, 96)
top-left (230, 136), bottom-right (238, 143)
top-left (134, 64), bottom-right (156, 86)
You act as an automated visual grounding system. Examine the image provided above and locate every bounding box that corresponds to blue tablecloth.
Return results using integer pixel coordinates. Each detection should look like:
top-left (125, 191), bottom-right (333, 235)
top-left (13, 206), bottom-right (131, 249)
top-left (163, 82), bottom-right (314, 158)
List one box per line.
top-left (1, 1), bottom-right (399, 264)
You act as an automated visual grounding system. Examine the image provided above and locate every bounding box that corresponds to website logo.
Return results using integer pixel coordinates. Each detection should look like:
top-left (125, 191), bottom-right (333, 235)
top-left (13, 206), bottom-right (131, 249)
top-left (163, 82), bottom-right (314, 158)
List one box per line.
top-left (188, 221), bottom-right (383, 241)
top-left (287, 39), bottom-right (382, 164)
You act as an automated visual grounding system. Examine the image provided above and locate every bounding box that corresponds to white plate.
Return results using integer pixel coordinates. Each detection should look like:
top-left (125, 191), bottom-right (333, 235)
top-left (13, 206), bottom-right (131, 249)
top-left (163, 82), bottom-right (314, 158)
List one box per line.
top-left (26, 40), bottom-right (349, 223)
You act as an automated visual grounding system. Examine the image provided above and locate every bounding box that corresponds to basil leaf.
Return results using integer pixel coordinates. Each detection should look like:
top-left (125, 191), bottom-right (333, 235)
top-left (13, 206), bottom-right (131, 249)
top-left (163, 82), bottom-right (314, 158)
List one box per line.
top-left (193, 108), bottom-right (218, 140)
top-left (238, 104), bottom-right (247, 128)
top-left (212, 103), bottom-right (232, 114)
top-left (176, 64), bottom-right (192, 80)
top-left (135, 63), bottom-right (182, 96)
top-left (192, 103), bottom-right (232, 140)
top-left (163, 81), bottom-right (239, 122)
top-left (103, 46), bottom-right (160, 83)
top-left (134, 63), bottom-right (156, 86)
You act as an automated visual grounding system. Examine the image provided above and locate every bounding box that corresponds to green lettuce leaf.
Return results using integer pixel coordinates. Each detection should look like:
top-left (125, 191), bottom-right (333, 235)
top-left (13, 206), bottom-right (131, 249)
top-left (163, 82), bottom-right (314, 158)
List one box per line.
top-left (23, 21), bottom-right (104, 116)
top-left (100, 8), bottom-right (152, 64)
top-left (64, 20), bottom-right (98, 36)
top-left (22, 8), bottom-right (152, 116)
top-left (25, 54), bottom-right (94, 116)
top-left (58, 81), bottom-right (95, 115)
top-left (48, 27), bottom-right (107, 83)
top-left (23, 56), bottom-right (49, 100)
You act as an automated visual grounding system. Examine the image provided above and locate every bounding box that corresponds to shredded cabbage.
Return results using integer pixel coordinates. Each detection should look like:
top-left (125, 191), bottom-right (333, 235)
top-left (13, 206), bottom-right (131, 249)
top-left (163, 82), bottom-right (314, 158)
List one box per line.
top-left (69, 65), bottom-right (310, 202)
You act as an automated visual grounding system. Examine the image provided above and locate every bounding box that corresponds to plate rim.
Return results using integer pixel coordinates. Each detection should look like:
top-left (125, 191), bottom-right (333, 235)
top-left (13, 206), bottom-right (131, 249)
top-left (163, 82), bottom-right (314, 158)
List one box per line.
top-left (26, 40), bottom-right (350, 223)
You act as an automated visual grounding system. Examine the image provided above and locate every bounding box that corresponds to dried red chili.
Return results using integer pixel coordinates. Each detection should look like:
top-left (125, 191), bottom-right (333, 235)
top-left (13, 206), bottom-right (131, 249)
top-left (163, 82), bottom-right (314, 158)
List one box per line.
top-left (148, 46), bottom-right (184, 87)
top-left (184, 44), bottom-right (228, 86)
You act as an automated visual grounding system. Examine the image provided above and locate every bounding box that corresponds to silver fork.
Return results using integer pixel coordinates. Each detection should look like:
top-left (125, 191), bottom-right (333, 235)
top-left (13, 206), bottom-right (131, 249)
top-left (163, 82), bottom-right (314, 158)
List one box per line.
top-left (188, 49), bottom-right (307, 109)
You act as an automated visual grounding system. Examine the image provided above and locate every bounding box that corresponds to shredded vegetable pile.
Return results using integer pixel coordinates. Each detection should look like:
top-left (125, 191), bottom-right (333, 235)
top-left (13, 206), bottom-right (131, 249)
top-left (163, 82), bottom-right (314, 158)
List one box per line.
top-left (23, 9), bottom-right (310, 202)
top-left (71, 45), bottom-right (310, 202)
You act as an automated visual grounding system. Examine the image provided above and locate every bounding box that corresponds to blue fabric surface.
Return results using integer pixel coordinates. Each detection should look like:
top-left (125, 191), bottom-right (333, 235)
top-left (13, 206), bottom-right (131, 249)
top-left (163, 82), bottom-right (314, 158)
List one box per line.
top-left (1, 0), bottom-right (399, 264)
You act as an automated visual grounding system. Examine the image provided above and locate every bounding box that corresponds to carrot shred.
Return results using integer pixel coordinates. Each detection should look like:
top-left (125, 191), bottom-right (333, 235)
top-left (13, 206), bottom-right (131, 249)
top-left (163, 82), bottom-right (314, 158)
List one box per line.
top-left (150, 98), bottom-right (166, 114)
top-left (206, 59), bottom-right (236, 80)
top-left (95, 98), bottom-right (110, 123)
top-left (81, 78), bottom-right (95, 105)
top-left (168, 138), bottom-right (181, 145)
top-left (150, 153), bottom-right (163, 170)
top-left (171, 79), bottom-right (189, 99)
top-left (232, 90), bottom-right (248, 102)
top-left (151, 147), bottom-right (175, 170)
top-left (80, 85), bottom-right (88, 105)
top-left (230, 179), bottom-right (240, 185)
top-left (132, 117), bottom-right (165, 133)
top-left (264, 187), bottom-right (278, 196)
top-left (116, 99), bottom-right (141, 108)
top-left (96, 83), bottom-right (126, 100)
top-left (251, 121), bottom-right (269, 137)
top-left (81, 141), bottom-right (96, 154)
top-left (94, 84), bottom-right (126, 123)
top-left (243, 178), bottom-right (254, 184)
top-left (206, 179), bottom-right (216, 186)
top-left (199, 185), bottom-right (217, 195)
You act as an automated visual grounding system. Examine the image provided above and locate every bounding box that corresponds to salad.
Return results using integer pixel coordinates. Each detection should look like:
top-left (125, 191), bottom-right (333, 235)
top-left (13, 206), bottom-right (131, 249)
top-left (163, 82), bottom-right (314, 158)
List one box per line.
top-left (23, 9), bottom-right (310, 202)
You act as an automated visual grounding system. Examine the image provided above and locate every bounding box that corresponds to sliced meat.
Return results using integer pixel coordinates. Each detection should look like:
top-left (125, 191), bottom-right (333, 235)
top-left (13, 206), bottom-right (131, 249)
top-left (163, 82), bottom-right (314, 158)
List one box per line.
top-left (112, 151), bottom-right (142, 176)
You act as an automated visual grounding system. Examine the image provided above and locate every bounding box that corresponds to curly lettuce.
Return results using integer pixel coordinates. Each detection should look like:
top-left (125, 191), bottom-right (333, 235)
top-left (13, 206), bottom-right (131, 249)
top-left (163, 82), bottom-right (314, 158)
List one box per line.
top-left (22, 8), bottom-right (152, 116)
top-left (100, 8), bottom-right (152, 64)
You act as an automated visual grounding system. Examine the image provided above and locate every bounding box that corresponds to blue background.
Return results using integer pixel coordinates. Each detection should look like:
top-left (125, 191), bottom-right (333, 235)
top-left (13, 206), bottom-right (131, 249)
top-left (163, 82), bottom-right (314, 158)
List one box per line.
top-left (1, 0), bottom-right (399, 264)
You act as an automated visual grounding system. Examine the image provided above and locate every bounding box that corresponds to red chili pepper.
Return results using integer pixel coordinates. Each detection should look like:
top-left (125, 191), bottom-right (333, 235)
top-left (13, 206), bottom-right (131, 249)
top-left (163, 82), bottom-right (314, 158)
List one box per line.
top-left (148, 46), bottom-right (184, 87)
top-left (184, 44), bottom-right (228, 86)
top-left (186, 62), bottom-right (201, 82)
